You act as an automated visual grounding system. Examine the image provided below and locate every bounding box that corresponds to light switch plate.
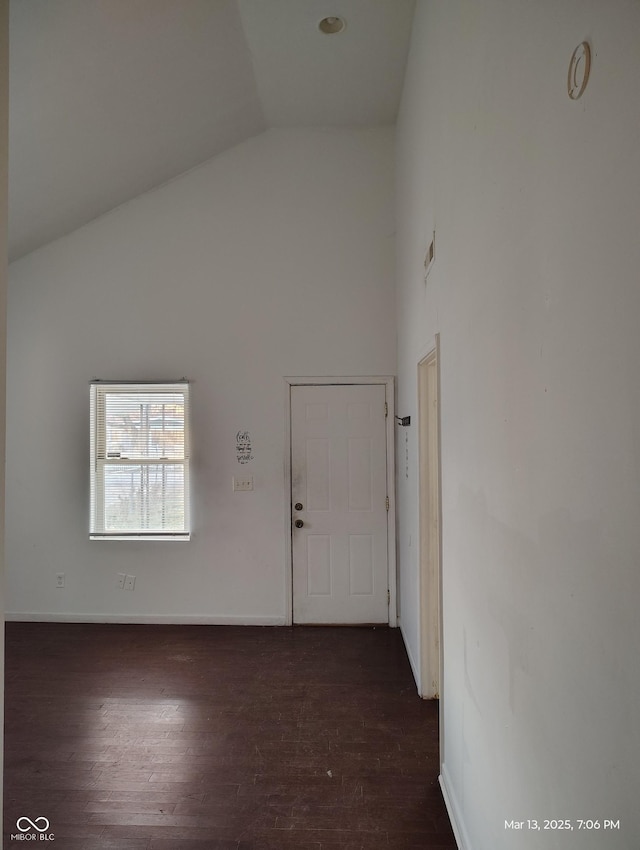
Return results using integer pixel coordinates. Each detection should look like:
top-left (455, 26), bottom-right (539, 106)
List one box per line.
top-left (233, 475), bottom-right (253, 491)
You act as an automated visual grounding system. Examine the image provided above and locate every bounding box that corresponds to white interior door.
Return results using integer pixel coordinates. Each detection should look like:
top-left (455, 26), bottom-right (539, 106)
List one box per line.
top-left (291, 384), bottom-right (389, 624)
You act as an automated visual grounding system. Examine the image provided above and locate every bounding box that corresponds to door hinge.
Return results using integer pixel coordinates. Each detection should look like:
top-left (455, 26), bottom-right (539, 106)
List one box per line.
top-left (384, 402), bottom-right (388, 417)
top-left (385, 496), bottom-right (390, 511)
top-left (387, 589), bottom-right (390, 605)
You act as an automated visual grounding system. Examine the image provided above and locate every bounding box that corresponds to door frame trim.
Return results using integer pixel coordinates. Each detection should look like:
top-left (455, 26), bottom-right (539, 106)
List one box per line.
top-left (283, 376), bottom-right (397, 627)
top-left (418, 344), bottom-right (442, 699)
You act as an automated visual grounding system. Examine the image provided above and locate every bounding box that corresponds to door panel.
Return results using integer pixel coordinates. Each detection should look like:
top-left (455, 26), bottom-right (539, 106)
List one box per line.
top-left (291, 384), bottom-right (389, 624)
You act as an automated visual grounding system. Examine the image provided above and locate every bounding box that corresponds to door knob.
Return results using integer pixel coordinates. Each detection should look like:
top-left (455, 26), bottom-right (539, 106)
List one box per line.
top-left (294, 502), bottom-right (303, 511)
top-left (295, 519), bottom-right (304, 528)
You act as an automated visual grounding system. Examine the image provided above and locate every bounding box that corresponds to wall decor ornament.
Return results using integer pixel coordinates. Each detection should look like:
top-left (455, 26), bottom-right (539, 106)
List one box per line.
top-left (568, 41), bottom-right (591, 100)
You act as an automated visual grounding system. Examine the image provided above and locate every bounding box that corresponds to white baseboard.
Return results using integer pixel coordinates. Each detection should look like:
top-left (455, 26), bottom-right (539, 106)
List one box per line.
top-left (5, 611), bottom-right (287, 626)
top-left (399, 618), bottom-right (421, 694)
top-left (440, 763), bottom-right (473, 850)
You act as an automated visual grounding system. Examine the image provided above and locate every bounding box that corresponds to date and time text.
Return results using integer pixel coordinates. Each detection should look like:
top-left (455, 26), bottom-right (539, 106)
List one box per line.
top-left (505, 819), bottom-right (620, 832)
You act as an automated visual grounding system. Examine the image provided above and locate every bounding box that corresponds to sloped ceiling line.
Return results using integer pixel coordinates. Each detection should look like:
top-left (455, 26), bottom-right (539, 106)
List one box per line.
top-left (9, 0), bottom-right (415, 261)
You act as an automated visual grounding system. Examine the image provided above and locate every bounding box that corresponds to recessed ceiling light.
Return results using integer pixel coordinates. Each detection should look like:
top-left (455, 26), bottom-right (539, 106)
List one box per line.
top-left (318, 16), bottom-right (346, 35)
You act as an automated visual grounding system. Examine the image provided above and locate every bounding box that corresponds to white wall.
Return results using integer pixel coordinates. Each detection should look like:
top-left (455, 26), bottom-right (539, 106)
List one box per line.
top-left (396, 2), bottom-right (640, 848)
top-left (6, 127), bottom-right (396, 623)
top-left (0, 0), bottom-right (9, 831)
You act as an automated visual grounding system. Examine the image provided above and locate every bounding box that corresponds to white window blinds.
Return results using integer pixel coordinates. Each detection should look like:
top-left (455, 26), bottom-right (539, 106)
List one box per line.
top-left (90, 382), bottom-right (190, 540)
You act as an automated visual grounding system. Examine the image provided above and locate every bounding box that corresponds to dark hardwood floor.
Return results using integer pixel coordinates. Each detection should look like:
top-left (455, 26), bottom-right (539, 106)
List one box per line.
top-left (4, 623), bottom-right (456, 849)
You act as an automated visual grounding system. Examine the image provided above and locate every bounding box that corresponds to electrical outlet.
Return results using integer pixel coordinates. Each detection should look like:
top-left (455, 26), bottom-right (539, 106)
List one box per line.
top-left (56, 573), bottom-right (65, 588)
top-left (233, 475), bottom-right (253, 492)
top-left (124, 574), bottom-right (136, 591)
top-left (117, 573), bottom-right (126, 589)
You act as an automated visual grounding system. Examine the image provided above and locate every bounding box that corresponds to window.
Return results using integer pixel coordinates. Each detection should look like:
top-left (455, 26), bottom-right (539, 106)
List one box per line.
top-left (90, 382), bottom-right (190, 540)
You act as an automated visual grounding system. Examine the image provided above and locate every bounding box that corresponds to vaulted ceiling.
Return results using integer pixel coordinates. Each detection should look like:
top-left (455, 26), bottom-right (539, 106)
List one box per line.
top-left (9, 0), bottom-right (416, 261)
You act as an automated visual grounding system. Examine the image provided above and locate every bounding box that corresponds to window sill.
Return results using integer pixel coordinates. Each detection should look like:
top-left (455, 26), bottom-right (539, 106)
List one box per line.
top-left (90, 534), bottom-right (191, 542)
